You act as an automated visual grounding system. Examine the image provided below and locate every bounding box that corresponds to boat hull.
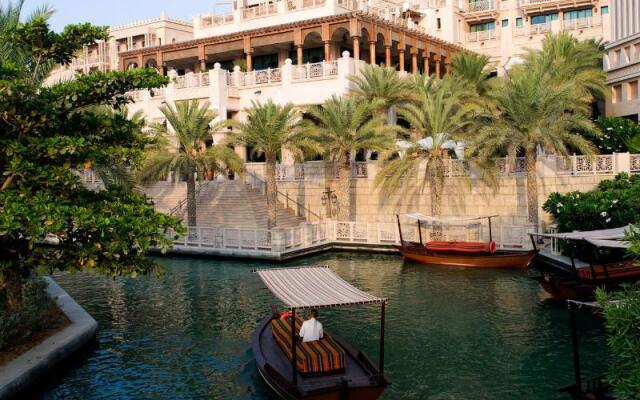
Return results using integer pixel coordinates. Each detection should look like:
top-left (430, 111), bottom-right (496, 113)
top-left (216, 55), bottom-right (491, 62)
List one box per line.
top-left (252, 316), bottom-right (387, 400)
top-left (398, 243), bottom-right (536, 269)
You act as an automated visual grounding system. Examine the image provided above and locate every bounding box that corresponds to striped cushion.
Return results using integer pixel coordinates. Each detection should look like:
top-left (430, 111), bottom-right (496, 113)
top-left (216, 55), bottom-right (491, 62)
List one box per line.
top-left (271, 316), bottom-right (345, 376)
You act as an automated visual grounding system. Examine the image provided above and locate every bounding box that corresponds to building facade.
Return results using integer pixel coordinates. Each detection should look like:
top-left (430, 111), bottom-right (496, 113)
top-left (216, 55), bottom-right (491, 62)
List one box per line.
top-left (604, 0), bottom-right (640, 121)
top-left (46, 12), bottom-right (193, 85)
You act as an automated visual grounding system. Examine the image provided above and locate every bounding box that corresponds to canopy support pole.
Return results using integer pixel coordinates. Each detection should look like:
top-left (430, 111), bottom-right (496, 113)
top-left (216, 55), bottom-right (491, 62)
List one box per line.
top-left (569, 302), bottom-right (582, 395)
top-left (379, 301), bottom-right (386, 385)
top-left (417, 220), bottom-right (423, 246)
top-left (291, 307), bottom-right (297, 386)
top-left (396, 215), bottom-right (404, 244)
top-left (488, 216), bottom-right (493, 242)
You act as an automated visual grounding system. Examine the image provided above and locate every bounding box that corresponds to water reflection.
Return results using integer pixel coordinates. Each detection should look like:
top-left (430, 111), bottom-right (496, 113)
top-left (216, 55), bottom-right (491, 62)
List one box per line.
top-left (37, 253), bottom-right (606, 400)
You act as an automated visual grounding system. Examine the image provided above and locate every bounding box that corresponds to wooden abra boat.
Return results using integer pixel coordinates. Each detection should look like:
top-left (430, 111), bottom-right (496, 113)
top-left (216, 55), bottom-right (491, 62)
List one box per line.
top-left (253, 266), bottom-right (389, 400)
top-left (530, 227), bottom-right (640, 300)
top-left (396, 213), bottom-right (537, 269)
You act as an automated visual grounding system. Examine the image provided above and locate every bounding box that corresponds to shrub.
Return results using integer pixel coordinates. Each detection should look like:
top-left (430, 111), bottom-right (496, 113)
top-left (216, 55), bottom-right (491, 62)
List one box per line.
top-left (597, 287), bottom-right (640, 399)
top-left (543, 173), bottom-right (640, 233)
top-left (587, 117), bottom-right (640, 154)
top-left (0, 277), bottom-right (57, 350)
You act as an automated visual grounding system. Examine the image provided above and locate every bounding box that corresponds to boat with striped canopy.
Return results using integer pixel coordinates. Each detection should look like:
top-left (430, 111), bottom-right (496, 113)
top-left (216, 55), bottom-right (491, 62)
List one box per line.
top-left (252, 266), bottom-right (389, 400)
top-left (396, 213), bottom-right (537, 268)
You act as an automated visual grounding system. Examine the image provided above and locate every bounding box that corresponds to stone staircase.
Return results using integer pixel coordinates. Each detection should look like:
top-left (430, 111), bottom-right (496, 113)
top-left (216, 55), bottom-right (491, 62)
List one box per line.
top-left (194, 180), bottom-right (307, 229)
top-left (143, 181), bottom-right (187, 214)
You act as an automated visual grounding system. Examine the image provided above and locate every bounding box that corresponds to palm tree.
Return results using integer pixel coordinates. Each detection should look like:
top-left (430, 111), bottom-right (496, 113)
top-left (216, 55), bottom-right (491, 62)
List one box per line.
top-left (450, 51), bottom-right (494, 96)
top-left (374, 74), bottom-right (480, 217)
top-left (523, 31), bottom-right (607, 103)
top-left (230, 100), bottom-right (311, 229)
top-left (303, 95), bottom-right (397, 220)
top-left (347, 64), bottom-right (413, 117)
top-left (0, 1), bottom-right (56, 83)
top-left (138, 100), bottom-right (244, 226)
top-left (467, 64), bottom-right (598, 229)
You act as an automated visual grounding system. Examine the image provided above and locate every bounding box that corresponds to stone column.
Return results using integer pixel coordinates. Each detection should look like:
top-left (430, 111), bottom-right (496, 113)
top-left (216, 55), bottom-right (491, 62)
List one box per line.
top-left (337, 51), bottom-right (355, 94)
top-left (398, 49), bottom-right (405, 72)
top-left (352, 36), bottom-right (360, 61)
top-left (200, 59), bottom-right (207, 72)
top-left (423, 54), bottom-right (430, 75)
top-left (297, 45), bottom-right (304, 65)
top-left (369, 40), bottom-right (376, 65)
top-left (434, 54), bottom-right (441, 77)
top-left (411, 50), bottom-right (418, 74)
top-left (385, 45), bottom-right (391, 67)
top-left (246, 51), bottom-right (253, 72)
top-left (324, 40), bottom-right (331, 61)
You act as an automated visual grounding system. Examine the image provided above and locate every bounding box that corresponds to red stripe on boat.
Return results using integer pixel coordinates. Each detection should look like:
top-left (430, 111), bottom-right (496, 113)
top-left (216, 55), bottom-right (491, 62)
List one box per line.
top-left (425, 241), bottom-right (497, 254)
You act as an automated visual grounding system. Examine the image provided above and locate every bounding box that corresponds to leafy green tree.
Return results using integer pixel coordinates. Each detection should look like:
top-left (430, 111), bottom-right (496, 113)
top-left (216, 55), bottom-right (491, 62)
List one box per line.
top-left (374, 74), bottom-right (479, 217)
top-left (347, 64), bottom-right (413, 116)
top-left (0, 17), bottom-right (182, 310)
top-left (303, 95), bottom-right (397, 220)
top-left (230, 100), bottom-right (310, 229)
top-left (138, 100), bottom-right (244, 226)
top-left (468, 48), bottom-right (599, 229)
top-left (589, 117), bottom-right (640, 154)
top-left (597, 286), bottom-right (640, 399)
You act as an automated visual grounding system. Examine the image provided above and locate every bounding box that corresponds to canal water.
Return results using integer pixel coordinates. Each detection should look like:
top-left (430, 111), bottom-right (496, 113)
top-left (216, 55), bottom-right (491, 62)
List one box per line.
top-left (37, 252), bottom-right (607, 400)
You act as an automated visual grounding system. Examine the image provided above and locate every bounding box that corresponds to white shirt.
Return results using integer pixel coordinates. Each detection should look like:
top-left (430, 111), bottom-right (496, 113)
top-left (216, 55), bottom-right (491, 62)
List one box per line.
top-left (299, 318), bottom-right (323, 342)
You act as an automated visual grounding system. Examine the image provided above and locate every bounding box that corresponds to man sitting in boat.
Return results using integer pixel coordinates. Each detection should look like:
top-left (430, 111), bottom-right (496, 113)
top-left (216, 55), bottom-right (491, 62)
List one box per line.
top-left (299, 309), bottom-right (323, 342)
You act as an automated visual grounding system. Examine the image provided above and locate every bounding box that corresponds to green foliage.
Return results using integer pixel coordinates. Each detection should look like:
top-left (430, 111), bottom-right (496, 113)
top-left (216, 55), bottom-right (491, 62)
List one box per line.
top-left (587, 117), bottom-right (640, 154)
top-left (347, 64), bottom-right (413, 114)
top-left (0, 16), bottom-right (183, 310)
top-left (597, 287), bottom-right (640, 399)
top-left (450, 51), bottom-right (494, 95)
top-left (0, 276), bottom-right (56, 349)
top-left (543, 173), bottom-right (640, 232)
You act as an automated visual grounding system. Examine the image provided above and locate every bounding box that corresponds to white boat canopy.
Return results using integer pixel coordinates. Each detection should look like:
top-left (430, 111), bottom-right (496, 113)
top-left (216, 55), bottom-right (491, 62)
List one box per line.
top-left (532, 225), bottom-right (635, 249)
top-left (399, 213), bottom-right (498, 223)
top-left (255, 266), bottom-right (386, 309)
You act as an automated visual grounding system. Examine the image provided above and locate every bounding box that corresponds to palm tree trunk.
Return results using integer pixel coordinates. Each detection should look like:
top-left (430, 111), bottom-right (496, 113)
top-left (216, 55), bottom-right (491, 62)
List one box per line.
top-left (186, 170), bottom-right (197, 226)
top-left (336, 158), bottom-right (352, 221)
top-left (429, 156), bottom-right (445, 240)
top-left (265, 152), bottom-right (277, 229)
top-left (525, 151), bottom-right (539, 232)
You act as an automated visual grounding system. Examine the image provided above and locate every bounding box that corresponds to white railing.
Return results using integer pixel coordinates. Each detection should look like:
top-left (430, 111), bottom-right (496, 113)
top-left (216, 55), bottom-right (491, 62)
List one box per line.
top-left (563, 16), bottom-right (601, 30)
top-left (127, 90), bottom-right (144, 101)
top-left (171, 219), bottom-right (536, 254)
top-left (200, 13), bottom-right (234, 27)
top-left (631, 154), bottom-right (640, 173)
top-left (293, 61), bottom-right (339, 81)
top-left (466, 29), bottom-right (498, 42)
top-left (151, 87), bottom-right (166, 98)
top-left (276, 164), bottom-right (306, 181)
top-left (174, 72), bottom-right (210, 89)
top-left (466, 0), bottom-right (495, 12)
top-left (444, 159), bottom-right (470, 177)
top-left (242, 3), bottom-right (278, 20)
top-left (530, 22), bottom-right (552, 35)
top-left (286, 0), bottom-right (326, 11)
top-left (241, 68), bottom-right (282, 86)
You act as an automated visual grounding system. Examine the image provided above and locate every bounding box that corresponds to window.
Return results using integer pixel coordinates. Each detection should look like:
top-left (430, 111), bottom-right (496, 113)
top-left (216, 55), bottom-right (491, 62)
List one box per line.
top-left (516, 17), bottom-right (523, 28)
top-left (253, 53), bottom-right (278, 69)
top-left (563, 8), bottom-right (593, 20)
top-left (601, 5), bottom-right (609, 14)
top-left (531, 13), bottom-right (558, 25)
top-left (469, 21), bottom-right (496, 32)
top-left (501, 19), bottom-right (509, 27)
top-left (629, 81), bottom-right (639, 100)
top-left (612, 85), bottom-right (622, 103)
top-left (436, 17), bottom-right (442, 30)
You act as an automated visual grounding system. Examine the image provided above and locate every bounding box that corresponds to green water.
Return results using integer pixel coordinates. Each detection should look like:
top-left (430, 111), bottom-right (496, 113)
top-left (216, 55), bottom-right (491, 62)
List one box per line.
top-left (36, 252), bottom-right (607, 400)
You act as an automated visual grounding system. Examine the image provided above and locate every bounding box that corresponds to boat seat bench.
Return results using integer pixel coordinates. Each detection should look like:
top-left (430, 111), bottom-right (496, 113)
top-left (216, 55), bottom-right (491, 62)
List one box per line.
top-left (271, 316), bottom-right (346, 376)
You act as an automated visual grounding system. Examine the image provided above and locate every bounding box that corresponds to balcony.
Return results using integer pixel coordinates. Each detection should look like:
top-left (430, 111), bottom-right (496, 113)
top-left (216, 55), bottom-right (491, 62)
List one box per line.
top-left (466, 29), bottom-right (499, 42)
top-left (518, 0), bottom-right (596, 15)
top-left (463, 0), bottom-right (497, 21)
top-left (563, 15), bottom-right (601, 30)
top-left (529, 21), bottom-right (552, 35)
top-left (242, 3), bottom-right (278, 20)
top-left (200, 13), bottom-right (234, 28)
top-left (286, 0), bottom-right (326, 11)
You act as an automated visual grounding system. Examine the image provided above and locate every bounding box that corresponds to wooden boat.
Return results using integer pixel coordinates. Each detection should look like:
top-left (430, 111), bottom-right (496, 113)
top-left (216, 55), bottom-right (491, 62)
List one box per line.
top-left (530, 227), bottom-right (640, 300)
top-left (396, 213), bottom-right (537, 269)
top-left (252, 266), bottom-right (389, 400)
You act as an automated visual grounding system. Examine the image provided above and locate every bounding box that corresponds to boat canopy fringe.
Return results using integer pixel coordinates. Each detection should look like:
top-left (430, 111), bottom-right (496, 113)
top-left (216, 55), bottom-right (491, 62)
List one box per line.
top-left (532, 225), bottom-right (635, 249)
top-left (255, 266), bottom-right (386, 309)
top-left (399, 213), bottom-right (497, 224)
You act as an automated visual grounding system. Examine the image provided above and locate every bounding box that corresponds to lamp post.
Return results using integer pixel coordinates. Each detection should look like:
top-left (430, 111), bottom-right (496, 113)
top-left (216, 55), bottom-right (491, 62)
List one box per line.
top-left (321, 188), bottom-right (337, 219)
